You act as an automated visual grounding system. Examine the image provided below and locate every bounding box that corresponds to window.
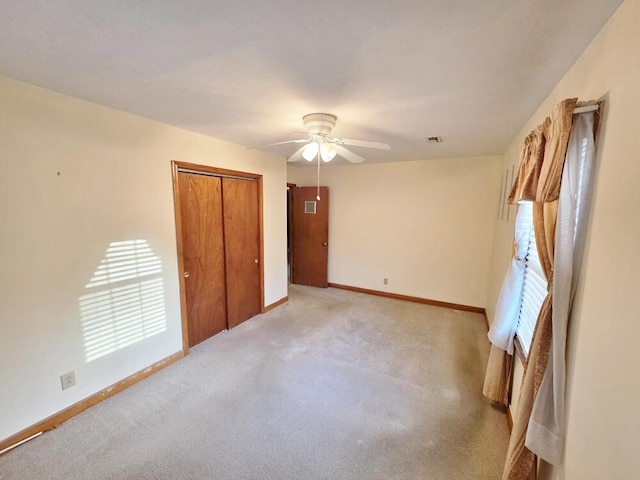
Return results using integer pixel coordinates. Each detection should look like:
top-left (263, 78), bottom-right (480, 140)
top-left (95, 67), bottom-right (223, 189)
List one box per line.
top-left (515, 202), bottom-right (547, 357)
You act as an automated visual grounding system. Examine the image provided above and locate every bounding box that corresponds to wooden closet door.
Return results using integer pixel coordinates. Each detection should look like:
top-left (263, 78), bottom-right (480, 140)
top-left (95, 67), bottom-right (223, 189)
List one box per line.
top-left (222, 177), bottom-right (261, 328)
top-left (178, 172), bottom-right (227, 346)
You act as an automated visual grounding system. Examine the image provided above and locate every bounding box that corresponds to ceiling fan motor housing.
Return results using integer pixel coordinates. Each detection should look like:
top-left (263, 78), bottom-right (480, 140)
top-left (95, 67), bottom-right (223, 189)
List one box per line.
top-left (303, 113), bottom-right (337, 136)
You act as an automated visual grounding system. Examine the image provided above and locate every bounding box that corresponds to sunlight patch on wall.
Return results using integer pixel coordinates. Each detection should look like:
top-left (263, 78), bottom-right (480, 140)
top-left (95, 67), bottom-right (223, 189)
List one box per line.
top-left (80, 240), bottom-right (167, 362)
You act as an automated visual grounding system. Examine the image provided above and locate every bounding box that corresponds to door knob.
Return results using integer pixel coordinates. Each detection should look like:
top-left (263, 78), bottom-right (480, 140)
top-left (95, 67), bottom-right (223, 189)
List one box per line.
top-left (184, 271), bottom-right (190, 278)
top-left (254, 258), bottom-right (259, 263)
top-left (322, 241), bottom-right (328, 247)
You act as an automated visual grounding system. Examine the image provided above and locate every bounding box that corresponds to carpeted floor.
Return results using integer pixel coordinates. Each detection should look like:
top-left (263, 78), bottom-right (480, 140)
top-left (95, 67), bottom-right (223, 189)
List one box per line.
top-left (0, 285), bottom-right (509, 479)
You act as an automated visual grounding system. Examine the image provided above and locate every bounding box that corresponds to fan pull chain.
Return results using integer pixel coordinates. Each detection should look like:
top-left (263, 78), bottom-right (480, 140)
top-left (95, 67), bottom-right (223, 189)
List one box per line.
top-left (316, 151), bottom-right (321, 200)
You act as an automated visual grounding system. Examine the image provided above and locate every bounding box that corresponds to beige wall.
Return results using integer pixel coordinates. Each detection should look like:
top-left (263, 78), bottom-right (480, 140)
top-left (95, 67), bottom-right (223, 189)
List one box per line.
top-left (0, 76), bottom-right (288, 442)
top-left (485, 0), bottom-right (640, 477)
top-left (289, 156), bottom-right (501, 308)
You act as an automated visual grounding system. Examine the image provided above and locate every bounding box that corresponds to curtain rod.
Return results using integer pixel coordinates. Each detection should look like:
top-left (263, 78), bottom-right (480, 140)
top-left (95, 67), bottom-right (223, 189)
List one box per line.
top-left (573, 105), bottom-right (599, 114)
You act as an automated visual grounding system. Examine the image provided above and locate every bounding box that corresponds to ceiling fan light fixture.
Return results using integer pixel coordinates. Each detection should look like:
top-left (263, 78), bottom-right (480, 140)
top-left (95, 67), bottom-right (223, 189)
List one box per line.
top-left (320, 144), bottom-right (337, 162)
top-left (263, 112), bottom-right (389, 165)
top-left (302, 141), bottom-right (319, 161)
top-left (302, 113), bottom-right (337, 135)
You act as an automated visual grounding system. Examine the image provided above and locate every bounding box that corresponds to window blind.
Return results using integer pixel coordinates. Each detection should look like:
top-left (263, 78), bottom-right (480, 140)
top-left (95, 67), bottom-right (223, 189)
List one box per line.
top-left (516, 203), bottom-right (547, 357)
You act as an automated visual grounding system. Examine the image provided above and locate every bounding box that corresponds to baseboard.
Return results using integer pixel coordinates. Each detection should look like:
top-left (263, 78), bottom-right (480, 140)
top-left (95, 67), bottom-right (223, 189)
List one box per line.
top-left (0, 350), bottom-right (184, 454)
top-left (265, 295), bottom-right (288, 312)
top-left (506, 405), bottom-right (514, 432)
top-left (328, 283), bottom-right (486, 314)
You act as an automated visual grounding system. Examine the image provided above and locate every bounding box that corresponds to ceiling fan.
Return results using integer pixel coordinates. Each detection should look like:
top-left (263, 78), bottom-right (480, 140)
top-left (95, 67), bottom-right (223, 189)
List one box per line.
top-left (256, 113), bottom-right (391, 163)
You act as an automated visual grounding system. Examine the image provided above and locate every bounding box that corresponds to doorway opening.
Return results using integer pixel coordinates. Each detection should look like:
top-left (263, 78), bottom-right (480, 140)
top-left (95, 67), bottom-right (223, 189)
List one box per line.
top-left (287, 183), bottom-right (295, 284)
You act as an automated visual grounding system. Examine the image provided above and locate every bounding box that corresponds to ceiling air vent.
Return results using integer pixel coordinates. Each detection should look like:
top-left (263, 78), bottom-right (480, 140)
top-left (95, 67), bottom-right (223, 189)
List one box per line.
top-left (426, 136), bottom-right (443, 143)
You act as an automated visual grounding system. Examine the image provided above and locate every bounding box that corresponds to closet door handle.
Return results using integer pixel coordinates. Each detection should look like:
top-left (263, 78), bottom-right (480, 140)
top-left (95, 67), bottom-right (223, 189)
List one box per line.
top-left (184, 271), bottom-right (190, 278)
top-left (322, 241), bottom-right (328, 247)
top-left (254, 258), bottom-right (259, 264)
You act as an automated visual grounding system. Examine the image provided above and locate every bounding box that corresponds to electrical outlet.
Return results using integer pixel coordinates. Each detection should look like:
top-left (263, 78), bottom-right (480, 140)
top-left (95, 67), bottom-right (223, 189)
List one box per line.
top-left (383, 278), bottom-right (388, 285)
top-left (60, 371), bottom-right (76, 390)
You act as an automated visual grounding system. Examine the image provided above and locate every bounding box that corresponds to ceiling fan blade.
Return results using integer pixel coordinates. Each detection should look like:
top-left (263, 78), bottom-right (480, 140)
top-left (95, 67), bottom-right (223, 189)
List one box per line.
top-left (333, 145), bottom-right (365, 164)
top-left (287, 145), bottom-right (307, 163)
top-left (248, 138), bottom-right (310, 150)
top-left (333, 138), bottom-right (391, 150)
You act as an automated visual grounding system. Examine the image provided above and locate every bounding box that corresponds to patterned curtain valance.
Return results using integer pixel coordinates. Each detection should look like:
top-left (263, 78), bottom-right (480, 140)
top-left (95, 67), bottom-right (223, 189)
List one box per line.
top-left (508, 98), bottom-right (577, 203)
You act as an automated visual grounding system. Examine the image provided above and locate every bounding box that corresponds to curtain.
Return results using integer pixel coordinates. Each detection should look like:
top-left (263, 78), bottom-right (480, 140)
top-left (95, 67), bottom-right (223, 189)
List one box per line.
top-left (501, 104), bottom-right (598, 480)
top-left (526, 110), bottom-right (597, 464)
top-left (509, 98), bottom-right (577, 203)
top-left (483, 345), bottom-right (512, 405)
top-left (484, 98), bottom-right (576, 406)
top-left (502, 199), bottom-right (558, 479)
top-left (483, 203), bottom-right (532, 405)
top-left (483, 98), bottom-right (581, 480)
top-left (507, 126), bottom-right (545, 203)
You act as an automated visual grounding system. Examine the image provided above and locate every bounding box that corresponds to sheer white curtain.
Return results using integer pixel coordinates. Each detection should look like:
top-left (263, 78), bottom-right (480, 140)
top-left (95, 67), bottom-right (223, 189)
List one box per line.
top-left (526, 111), bottom-right (597, 464)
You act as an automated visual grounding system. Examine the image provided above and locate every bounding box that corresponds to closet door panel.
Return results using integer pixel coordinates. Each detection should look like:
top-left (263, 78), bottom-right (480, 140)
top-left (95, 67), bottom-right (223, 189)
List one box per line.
top-left (179, 172), bottom-right (227, 346)
top-left (222, 177), bottom-right (261, 328)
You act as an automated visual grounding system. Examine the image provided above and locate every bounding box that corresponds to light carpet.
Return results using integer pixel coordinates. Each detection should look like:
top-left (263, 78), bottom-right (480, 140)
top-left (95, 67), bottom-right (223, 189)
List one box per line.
top-left (0, 285), bottom-right (509, 479)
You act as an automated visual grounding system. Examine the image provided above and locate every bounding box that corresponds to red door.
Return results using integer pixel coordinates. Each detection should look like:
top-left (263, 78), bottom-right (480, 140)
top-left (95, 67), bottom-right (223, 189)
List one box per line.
top-left (291, 186), bottom-right (329, 288)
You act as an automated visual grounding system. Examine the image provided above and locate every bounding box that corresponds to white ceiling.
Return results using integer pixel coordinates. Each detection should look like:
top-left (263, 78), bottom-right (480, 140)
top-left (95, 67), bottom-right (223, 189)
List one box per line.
top-left (0, 0), bottom-right (623, 165)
